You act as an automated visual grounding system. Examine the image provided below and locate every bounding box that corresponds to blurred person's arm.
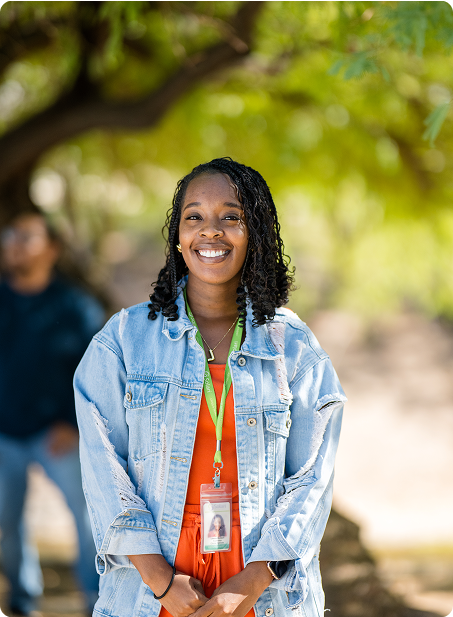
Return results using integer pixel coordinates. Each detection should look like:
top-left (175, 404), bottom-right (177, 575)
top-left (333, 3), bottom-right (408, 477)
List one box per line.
top-left (48, 285), bottom-right (105, 456)
top-left (47, 421), bottom-right (79, 456)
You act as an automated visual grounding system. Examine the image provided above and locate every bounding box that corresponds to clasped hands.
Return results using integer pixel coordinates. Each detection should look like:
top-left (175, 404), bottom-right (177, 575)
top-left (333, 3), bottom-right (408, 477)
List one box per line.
top-left (163, 562), bottom-right (272, 617)
top-left (128, 555), bottom-right (273, 617)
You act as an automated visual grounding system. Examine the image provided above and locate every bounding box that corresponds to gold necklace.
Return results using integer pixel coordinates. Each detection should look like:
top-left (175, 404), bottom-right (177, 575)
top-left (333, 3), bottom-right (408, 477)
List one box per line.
top-left (199, 317), bottom-right (239, 362)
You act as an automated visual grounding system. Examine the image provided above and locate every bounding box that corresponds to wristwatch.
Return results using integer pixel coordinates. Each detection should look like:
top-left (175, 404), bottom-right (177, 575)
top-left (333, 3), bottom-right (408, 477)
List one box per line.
top-left (266, 561), bottom-right (288, 580)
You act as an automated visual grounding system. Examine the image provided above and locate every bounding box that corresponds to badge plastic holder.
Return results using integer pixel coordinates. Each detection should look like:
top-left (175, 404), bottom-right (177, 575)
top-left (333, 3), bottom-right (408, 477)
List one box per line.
top-left (200, 482), bottom-right (232, 554)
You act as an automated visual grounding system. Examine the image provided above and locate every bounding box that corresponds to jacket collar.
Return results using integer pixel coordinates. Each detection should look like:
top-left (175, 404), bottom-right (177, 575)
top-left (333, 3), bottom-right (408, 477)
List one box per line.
top-left (162, 280), bottom-right (281, 359)
top-left (162, 283), bottom-right (193, 341)
top-left (240, 311), bottom-right (281, 360)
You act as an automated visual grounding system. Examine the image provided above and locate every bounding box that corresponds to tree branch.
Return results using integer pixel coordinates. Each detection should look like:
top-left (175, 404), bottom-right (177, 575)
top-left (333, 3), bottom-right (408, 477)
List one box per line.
top-left (0, 2), bottom-right (264, 198)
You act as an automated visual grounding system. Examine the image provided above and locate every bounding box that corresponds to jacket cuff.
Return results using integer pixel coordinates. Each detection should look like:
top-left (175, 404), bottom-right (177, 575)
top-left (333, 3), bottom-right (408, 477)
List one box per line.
top-left (96, 508), bottom-right (162, 575)
top-left (247, 518), bottom-right (299, 563)
top-left (246, 520), bottom-right (310, 608)
top-left (268, 559), bottom-right (309, 608)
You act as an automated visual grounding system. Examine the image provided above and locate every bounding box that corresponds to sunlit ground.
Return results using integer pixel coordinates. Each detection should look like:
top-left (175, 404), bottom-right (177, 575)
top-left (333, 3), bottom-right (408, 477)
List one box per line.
top-left (375, 547), bottom-right (453, 616)
top-left (310, 310), bottom-right (453, 549)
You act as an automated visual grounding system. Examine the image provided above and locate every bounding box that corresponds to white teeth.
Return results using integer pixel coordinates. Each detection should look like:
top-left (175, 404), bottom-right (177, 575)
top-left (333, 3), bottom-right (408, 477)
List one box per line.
top-left (198, 250), bottom-right (228, 257)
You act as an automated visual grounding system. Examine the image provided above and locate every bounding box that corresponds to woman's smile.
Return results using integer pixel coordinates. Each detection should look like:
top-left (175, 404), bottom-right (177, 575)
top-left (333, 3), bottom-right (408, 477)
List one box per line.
top-left (194, 247), bottom-right (231, 264)
top-left (197, 249), bottom-right (229, 258)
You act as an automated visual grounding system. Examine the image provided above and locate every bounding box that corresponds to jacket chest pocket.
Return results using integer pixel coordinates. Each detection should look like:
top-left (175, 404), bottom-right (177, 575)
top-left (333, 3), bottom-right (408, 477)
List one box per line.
top-left (124, 381), bottom-right (168, 460)
top-left (264, 408), bottom-right (292, 438)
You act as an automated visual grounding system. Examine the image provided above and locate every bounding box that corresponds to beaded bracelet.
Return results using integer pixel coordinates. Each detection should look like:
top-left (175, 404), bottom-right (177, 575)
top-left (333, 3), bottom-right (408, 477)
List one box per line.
top-left (153, 565), bottom-right (176, 600)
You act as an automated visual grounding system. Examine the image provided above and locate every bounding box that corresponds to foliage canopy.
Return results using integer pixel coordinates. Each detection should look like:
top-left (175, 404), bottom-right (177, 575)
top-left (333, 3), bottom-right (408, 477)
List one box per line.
top-left (1, 1), bottom-right (452, 318)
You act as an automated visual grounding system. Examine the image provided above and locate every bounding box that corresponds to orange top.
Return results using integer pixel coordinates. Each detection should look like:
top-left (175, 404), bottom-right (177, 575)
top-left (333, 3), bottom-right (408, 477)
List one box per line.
top-left (159, 364), bottom-right (253, 616)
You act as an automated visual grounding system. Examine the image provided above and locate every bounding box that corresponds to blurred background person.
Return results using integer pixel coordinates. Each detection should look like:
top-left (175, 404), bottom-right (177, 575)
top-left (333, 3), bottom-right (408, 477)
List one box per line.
top-left (0, 212), bottom-right (104, 616)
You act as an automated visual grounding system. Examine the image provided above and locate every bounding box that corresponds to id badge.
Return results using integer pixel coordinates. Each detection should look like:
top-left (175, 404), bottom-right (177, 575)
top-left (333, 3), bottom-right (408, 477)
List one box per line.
top-left (200, 483), bottom-right (232, 554)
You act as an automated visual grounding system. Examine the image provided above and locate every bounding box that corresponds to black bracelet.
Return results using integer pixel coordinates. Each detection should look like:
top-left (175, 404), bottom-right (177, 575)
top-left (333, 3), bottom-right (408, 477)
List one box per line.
top-left (153, 565), bottom-right (176, 600)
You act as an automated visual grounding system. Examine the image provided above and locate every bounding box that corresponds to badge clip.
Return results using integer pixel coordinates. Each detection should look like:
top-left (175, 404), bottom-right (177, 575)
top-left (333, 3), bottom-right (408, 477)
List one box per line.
top-left (213, 461), bottom-right (223, 488)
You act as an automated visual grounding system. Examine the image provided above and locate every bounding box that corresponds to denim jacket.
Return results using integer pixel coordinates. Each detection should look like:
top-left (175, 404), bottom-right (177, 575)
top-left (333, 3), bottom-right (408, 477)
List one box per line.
top-left (74, 287), bottom-right (346, 617)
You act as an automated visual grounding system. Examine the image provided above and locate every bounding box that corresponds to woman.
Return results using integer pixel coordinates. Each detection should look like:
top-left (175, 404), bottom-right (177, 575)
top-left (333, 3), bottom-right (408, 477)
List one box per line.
top-left (208, 515), bottom-right (226, 539)
top-left (74, 158), bottom-right (346, 617)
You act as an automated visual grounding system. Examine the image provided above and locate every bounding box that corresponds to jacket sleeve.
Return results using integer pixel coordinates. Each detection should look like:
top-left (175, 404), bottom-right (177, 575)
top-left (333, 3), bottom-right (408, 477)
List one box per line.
top-left (246, 355), bottom-right (346, 608)
top-left (74, 332), bottom-right (162, 575)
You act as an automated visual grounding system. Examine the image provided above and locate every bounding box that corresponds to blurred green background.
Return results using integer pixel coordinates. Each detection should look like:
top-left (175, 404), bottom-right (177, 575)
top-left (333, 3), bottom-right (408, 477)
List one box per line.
top-left (1, 2), bottom-right (453, 615)
top-left (1, 1), bottom-right (453, 319)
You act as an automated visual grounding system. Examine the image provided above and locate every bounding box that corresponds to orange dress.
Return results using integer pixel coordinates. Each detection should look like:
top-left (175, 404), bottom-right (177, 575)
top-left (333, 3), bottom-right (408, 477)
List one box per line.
top-left (159, 364), bottom-right (253, 617)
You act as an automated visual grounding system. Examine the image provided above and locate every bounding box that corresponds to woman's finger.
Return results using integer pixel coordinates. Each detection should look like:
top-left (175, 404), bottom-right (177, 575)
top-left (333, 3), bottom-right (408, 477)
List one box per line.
top-left (188, 598), bottom-right (217, 617)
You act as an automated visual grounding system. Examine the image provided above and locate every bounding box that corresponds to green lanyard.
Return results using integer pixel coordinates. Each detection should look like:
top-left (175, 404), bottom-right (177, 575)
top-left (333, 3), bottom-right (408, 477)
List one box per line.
top-left (184, 288), bottom-right (243, 481)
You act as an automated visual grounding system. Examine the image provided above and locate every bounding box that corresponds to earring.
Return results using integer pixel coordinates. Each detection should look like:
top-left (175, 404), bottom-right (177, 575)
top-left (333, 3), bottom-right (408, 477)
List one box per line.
top-left (176, 244), bottom-right (182, 253)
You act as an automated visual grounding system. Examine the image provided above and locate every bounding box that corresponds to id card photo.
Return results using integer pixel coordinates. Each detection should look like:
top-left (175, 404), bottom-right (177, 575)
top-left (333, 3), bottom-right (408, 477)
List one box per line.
top-left (202, 501), bottom-right (231, 552)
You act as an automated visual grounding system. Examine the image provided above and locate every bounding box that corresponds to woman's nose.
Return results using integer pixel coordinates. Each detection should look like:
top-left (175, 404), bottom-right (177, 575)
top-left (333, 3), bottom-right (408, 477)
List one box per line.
top-left (199, 220), bottom-right (223, 238)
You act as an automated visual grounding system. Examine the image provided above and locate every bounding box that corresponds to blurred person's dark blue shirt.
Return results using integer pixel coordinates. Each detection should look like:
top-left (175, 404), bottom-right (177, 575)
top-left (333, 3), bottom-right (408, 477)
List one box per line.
top-left (0, 277), bottom-right (104, 438)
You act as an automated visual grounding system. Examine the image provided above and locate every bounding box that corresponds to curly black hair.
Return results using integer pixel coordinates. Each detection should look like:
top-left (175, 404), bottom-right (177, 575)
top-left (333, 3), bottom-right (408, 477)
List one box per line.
top-left (148, 157), bottom-right (294, 326)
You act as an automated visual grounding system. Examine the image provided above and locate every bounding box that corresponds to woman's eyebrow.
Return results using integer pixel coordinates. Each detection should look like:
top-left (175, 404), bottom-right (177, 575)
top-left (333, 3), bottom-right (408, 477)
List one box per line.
top-left (182, 201), bottom-right (243, 210)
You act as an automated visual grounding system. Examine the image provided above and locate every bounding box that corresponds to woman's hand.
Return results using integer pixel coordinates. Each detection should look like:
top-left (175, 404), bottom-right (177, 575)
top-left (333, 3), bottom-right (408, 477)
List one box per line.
top-left (188, 561), bottom-right (273, 617)
top-left (161, 572), bottom-right (208, 617)
top-left (128, 554), bottom-right (208, 617)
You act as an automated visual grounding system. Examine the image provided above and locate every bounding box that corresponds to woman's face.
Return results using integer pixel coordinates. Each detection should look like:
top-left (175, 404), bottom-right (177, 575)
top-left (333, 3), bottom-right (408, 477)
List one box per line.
top-left (178, 172), bottom-right (249, 288)
top-left (214, 516), bottom-right (222, 530)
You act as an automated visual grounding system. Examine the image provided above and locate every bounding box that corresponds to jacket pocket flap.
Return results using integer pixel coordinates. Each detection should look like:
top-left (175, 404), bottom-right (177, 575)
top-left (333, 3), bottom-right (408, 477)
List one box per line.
top-left (265, 409), bottom-right (292, 437)
top-left (123, 381), bottom-right (168, 409)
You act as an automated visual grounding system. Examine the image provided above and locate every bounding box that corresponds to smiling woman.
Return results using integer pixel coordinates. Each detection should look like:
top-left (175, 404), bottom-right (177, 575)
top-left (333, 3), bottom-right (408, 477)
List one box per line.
top-left (74, 157), bottom-right (347, 617)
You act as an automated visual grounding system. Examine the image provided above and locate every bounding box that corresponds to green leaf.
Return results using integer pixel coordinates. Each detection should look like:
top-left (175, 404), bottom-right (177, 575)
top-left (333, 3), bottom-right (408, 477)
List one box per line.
top-left (423, 102), bottom-right (451, 147)
top-left (327, 59), bottom-right (345, 76)
top-left (380, 66), bottom-right (391, 82)
top-left (343, 54), bottom-right (378, 80)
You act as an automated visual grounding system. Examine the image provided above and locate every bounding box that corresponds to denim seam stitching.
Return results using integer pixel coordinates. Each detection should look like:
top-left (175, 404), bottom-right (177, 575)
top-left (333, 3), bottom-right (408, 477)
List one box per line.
top-left (289, 356), bottom-right (328, 389)
top-left (93, 335), bottom-right (124, 363)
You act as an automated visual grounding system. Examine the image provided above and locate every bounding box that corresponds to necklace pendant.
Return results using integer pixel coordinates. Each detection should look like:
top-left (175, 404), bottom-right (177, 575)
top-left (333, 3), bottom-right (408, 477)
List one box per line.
top-left (207, 348), bottom-right (215, 362)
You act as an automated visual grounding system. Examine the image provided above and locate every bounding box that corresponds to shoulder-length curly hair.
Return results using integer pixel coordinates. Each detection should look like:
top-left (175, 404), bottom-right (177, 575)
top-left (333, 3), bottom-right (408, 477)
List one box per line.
top-left (148, 157), bottom-right (294, 326)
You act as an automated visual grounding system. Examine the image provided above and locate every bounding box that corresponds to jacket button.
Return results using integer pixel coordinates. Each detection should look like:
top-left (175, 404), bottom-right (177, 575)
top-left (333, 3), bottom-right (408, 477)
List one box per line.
top-left (237, 356), bottom-right (246, 367)
top-left (265, 609), bottom-right (274, 616)
top-left (126, 392), bottom-right (132, 402)
top-left (286, 419), bottom-right (292, 429)
top-left (247, 418), bottom-right (256, 427)
top-left (248, 480), bottom-right (258, 490)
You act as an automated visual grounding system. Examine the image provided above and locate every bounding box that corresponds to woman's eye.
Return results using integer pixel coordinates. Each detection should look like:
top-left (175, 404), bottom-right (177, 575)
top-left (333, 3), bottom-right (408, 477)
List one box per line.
top-left (224, 215), bottom-right (240, 221)
top-left (185, 214), bottom-right (202, 220)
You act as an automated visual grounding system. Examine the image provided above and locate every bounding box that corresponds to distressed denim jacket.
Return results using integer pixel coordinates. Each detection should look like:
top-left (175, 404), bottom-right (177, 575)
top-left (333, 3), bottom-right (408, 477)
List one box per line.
top-left (74, 286), bottom-right (346, 617)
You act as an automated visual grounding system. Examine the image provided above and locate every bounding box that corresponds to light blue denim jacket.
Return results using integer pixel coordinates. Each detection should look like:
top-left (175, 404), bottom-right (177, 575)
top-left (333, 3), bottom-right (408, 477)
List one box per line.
top-left (74, 286), bottom-right (346, 617)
